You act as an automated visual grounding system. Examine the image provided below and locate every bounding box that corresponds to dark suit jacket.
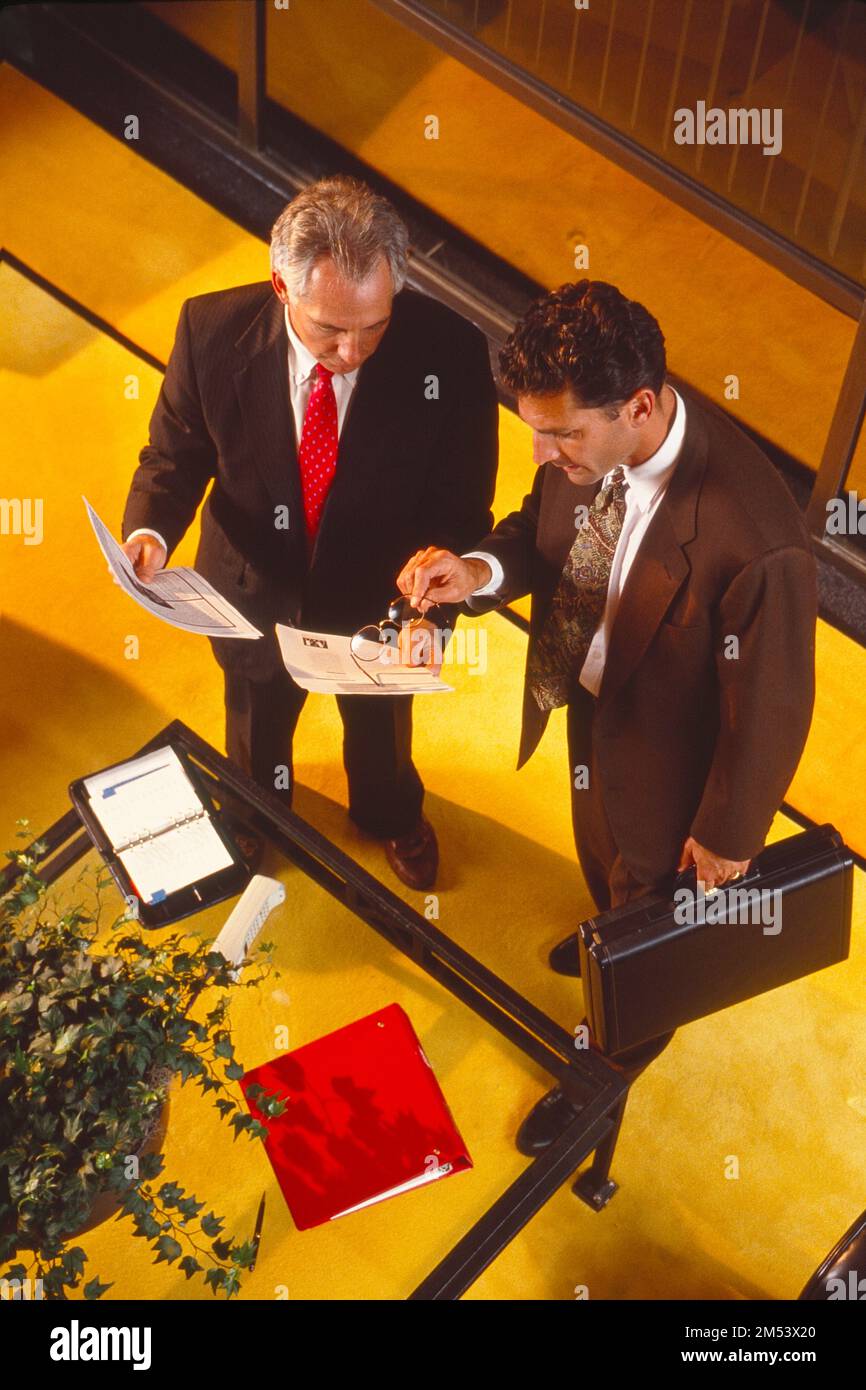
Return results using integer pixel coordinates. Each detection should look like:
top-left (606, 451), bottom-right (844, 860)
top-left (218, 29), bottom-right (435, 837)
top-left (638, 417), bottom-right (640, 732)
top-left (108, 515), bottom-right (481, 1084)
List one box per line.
top-left (466, 389), bottom-right (817, 882)
top-left (123, 282), bottom-right (499, 679)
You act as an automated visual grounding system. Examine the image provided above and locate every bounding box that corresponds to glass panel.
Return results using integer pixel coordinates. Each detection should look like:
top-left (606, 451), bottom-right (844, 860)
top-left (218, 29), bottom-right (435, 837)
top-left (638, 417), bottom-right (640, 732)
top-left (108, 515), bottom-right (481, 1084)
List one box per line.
top-left (142, 0), bottom-right (242, 72)
top-left (409, 0), bottom-right (866, 287)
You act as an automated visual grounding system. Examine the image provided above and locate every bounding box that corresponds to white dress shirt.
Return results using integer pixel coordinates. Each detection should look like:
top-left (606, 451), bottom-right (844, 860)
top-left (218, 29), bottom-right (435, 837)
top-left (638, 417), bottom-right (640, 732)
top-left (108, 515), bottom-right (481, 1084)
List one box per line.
top-left (282, 302), bottom-right (361, 442)
top-left (464, 387), bottom-right (686, 697)
top-left (127, 302), bottom-right (360, 556)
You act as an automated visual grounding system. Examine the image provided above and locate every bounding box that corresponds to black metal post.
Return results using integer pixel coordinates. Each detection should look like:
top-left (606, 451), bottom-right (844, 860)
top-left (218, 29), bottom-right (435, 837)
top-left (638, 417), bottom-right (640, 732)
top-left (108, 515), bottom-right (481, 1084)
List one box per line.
top-left (238, 0), bottom-right (265, 151)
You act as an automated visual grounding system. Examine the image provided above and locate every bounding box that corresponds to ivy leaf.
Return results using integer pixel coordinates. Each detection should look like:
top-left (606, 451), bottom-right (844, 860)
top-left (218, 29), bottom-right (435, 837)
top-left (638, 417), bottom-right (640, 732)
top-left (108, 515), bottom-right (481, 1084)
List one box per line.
top-left (176, 1195), bottom-right (205, 1220)
top-left (62, 1113), bottom-right (84, 1144)
top-left (179, 1255), bottom-right (202, 1281)
top-left (139, 1153), bottom-right (165, 1181)
top-left (175, 1052), bottom-right (204, 1083)
top-left (200, 1212), bottom-right (223, 1238)
top-left (230, 1113), bottom-right (255, 1141)
top-left (53, 1025), bottom-right (83, 1055)
top-left (84, 1276), bottom-right (113, 1300)
top-left (63, 1246), bottom-right (87, 1278)
top-left (134, 1213), bottom-right (161, 1240)
top-left (154, 1235), bottom-right (182, 1265)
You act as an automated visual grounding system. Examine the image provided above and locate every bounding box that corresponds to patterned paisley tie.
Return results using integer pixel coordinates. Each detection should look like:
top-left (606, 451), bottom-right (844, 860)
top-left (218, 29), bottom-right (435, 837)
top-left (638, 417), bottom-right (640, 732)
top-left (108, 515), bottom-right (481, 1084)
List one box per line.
top-left (527, 465), bottom-right (628, 711)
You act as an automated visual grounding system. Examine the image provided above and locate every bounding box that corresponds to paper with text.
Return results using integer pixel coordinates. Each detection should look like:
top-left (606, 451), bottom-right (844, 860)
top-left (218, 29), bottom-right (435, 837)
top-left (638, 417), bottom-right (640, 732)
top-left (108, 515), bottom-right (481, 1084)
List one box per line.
top-left (275, 624), bottom-right (452, 694)
top-left (84, 496), bottom-right (263, 638)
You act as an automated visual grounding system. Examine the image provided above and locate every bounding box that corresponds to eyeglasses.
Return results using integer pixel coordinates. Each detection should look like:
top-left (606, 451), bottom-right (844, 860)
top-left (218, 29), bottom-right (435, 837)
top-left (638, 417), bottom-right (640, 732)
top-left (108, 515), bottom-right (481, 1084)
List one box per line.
top-left (350, 595), bottom-right (444, 663)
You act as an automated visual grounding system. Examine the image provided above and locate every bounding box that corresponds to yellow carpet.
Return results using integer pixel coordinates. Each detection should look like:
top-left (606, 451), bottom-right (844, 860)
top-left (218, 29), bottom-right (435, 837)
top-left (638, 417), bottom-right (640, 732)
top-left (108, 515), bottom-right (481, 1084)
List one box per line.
top-left (2, 66), bottom-right (865, 1301)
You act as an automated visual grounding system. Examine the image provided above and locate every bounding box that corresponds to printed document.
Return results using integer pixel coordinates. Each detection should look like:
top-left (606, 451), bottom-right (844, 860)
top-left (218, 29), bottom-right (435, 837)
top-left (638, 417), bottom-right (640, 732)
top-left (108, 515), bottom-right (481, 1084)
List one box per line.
top-left (275, 624), bottom-right (452, 694)
top-left (85, 496), bottom-right (263, 639)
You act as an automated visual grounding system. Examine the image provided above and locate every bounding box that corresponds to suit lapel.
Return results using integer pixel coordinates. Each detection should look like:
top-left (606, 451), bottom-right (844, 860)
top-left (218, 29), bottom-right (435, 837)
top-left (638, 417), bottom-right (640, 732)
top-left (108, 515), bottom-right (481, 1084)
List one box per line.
top-left (598, 403), bottom-right (709, 704)
top-left (597, 507), bottom-right (690, 703)
top-left (233, 294), bottom-right (302, 531)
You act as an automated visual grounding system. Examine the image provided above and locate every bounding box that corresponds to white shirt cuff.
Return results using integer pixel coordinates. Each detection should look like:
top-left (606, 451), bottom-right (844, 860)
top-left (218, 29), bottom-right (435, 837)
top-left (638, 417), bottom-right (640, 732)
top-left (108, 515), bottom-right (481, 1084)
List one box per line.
top-left (462, 551), bottom-right (505, 597)
top-left (126, 527), bottom-right (168, 555)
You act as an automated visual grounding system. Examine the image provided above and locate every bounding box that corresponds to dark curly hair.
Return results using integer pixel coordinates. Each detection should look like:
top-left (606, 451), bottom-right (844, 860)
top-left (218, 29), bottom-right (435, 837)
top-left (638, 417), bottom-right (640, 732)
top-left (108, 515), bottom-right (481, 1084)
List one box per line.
top-left (499, 280), bottom-right (666, 416)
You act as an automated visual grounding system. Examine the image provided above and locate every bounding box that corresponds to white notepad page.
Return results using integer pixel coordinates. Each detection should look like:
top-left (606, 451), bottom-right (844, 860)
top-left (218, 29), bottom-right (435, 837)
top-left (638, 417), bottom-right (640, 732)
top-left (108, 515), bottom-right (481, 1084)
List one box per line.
top-left (118, 816), bottom-right (233, 904)
top-left (83, 747), bottom-right (232, 904)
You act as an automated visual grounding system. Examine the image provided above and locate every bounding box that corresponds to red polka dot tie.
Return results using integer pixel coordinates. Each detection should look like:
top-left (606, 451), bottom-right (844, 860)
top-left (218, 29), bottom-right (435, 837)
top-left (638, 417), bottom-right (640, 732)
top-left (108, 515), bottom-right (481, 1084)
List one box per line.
top-left (298, 362), bottom-right (338, 541)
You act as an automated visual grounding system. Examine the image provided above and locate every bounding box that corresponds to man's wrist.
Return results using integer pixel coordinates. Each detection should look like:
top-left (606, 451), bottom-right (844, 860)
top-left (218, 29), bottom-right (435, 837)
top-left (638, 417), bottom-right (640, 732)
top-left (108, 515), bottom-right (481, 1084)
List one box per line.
top-left (126, 526), bottom-right (168, 554)
top-left (465, 557), bottom-right (493, 589)
top-left (461, 550), bottom-right (504, 596)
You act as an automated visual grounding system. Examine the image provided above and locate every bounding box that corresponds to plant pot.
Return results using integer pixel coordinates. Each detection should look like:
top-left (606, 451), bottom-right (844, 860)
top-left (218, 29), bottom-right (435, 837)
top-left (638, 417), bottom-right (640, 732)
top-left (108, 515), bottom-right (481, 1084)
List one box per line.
top-left (2, 1083), bottom-right (173, 1254)
top-left (71, 1090), bottom-right (172, 1239)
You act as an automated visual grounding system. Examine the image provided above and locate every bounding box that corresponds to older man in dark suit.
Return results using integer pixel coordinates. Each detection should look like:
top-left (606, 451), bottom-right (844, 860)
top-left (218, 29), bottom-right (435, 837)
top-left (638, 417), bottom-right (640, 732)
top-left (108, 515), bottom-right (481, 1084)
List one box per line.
top-left (397, 279), bottom-right (817, 1151)
top-left (121, 175), bottom-right (498, 889)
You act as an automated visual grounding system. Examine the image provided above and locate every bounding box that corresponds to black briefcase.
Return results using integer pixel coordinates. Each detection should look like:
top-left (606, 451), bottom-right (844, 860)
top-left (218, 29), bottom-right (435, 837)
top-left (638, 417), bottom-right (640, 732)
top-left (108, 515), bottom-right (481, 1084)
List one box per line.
top-left (578, 823), bottom-right (854, 1056)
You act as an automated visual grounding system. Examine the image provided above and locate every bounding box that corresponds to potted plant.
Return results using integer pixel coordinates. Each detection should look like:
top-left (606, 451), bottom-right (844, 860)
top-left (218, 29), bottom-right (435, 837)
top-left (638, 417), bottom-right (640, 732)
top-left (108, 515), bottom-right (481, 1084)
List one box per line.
top-left (0, 820), bottom-right (278, 1300)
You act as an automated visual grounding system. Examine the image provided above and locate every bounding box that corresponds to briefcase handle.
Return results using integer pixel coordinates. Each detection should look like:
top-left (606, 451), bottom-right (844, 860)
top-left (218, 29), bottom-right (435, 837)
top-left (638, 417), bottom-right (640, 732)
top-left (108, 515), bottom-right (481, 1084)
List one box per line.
top-left (642, 825), bottom-right (846, 924)
top-left (653, 850), bottom-right (761, 917)
top-left (669, 859), bottom-right (762, 896)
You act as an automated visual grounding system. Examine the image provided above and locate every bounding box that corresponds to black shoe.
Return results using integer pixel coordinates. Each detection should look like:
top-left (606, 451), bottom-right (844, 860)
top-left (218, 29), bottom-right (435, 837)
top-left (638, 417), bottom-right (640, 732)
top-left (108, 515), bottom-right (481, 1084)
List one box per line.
top-left (549, 933), bottom-right (582, 977)
top-left (515, 1087), bottom-right (585, 1157)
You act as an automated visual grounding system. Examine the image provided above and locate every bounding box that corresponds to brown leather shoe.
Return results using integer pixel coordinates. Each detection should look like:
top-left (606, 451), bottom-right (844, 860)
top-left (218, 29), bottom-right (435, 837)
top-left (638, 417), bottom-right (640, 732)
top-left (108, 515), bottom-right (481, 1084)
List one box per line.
top-left (383, 815), bottom-right (438, 891)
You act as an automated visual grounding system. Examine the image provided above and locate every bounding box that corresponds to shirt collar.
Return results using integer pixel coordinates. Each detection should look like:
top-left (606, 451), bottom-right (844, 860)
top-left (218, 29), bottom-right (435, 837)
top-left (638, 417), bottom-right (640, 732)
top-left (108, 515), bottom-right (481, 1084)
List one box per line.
top-left (615, 386), bottom-right (686, 513)
top-left (284, 303), bottom-right (360, 390)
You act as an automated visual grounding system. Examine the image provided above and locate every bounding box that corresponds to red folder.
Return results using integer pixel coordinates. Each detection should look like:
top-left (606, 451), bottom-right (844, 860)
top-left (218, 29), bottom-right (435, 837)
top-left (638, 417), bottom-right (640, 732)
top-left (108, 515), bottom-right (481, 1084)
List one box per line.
top-left (240, 1003), bottom-right (473, 1230)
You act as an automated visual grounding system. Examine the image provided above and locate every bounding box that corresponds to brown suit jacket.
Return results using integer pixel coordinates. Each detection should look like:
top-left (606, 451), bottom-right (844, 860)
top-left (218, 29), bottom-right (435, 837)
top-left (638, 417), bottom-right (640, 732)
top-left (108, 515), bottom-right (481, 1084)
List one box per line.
top-left (466, 389), bottom-right (817, 884)
top-left (122, 282), bottom-right (499, 681)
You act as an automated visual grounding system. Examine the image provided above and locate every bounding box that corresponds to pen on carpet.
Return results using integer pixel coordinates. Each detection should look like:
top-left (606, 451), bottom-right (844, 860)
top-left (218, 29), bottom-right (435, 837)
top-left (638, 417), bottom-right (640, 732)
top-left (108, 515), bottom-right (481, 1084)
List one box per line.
top-left (249, 1190), bottom-right (266, 1272)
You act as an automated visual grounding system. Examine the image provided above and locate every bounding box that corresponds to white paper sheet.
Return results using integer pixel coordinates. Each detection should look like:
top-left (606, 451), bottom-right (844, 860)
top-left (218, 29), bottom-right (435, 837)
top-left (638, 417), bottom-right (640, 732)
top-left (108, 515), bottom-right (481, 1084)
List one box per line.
top-left (275, 623), bottom-right (452, 694)
top-left (84, 496), bottom-right (263, 638)
top-left (83, 746), bottom-right (202, 849)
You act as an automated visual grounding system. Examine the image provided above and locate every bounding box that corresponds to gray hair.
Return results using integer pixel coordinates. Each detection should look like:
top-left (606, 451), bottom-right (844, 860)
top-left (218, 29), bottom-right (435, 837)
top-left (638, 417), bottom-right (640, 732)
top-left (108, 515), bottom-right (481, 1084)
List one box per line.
top-left (269, 175), bottom-right (410, 299)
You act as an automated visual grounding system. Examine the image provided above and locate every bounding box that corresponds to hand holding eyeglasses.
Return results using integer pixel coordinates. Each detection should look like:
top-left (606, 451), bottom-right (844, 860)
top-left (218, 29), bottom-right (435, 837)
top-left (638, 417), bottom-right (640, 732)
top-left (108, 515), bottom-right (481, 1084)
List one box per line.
top-left (395, 547), bottom-right (491, 614)
top-left (350, 594), bottom-right (447, 675)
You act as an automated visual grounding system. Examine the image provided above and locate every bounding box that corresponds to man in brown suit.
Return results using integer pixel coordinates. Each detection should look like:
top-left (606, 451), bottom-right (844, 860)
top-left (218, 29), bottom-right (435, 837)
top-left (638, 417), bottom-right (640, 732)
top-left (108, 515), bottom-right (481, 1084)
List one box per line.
top-left (397, 280), bottom-right (817, 1153)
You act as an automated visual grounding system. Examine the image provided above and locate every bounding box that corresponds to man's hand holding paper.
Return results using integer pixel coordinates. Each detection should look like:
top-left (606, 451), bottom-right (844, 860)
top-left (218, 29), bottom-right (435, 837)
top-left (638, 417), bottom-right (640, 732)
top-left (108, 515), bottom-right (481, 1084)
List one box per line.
top-left (120, 532), bottom-right (167, 584)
